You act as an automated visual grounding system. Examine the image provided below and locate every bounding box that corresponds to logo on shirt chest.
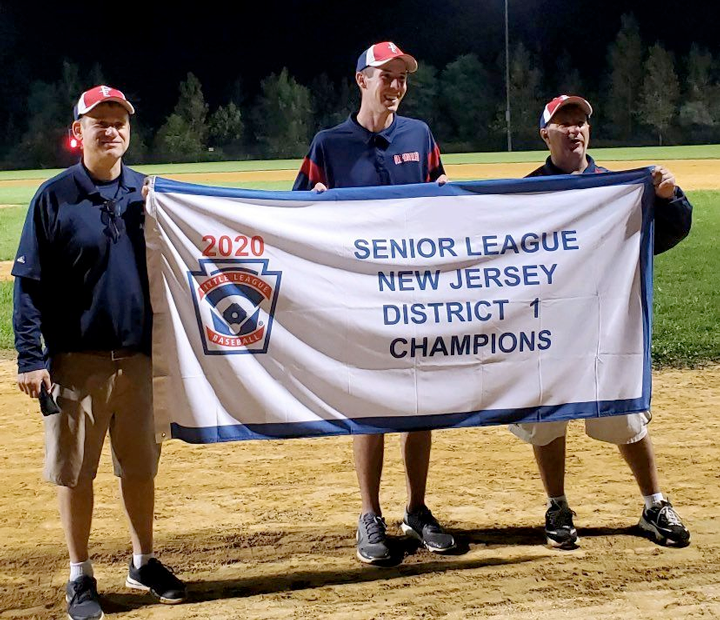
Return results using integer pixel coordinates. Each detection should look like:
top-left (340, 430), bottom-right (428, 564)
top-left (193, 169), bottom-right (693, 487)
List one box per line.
top-left (188, 259), bottom-right (282, 355)
top-left (393, 151), bottom-right (420, 165)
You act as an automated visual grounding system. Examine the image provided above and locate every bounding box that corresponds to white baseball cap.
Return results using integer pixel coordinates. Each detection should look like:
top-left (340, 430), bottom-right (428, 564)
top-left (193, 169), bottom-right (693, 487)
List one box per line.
top-left (74, 85), bottom-right (135, 120)
top-left (540, 95), bottom-right (592, 129)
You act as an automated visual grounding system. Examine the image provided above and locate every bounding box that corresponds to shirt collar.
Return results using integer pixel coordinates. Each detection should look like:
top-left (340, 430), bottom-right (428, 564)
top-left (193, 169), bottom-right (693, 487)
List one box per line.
top-left (584, 154), bottom-right (598, 173)
top-left (72, 161), bottom-right (138, 199)
top-left (348, 113), bottom-right (398, 145)
top-left (544, 154), bottom-right (597, 175)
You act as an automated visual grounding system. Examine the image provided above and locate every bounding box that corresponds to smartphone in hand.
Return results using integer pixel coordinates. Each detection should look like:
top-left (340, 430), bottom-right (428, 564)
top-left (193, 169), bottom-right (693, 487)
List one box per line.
top-left (39, 384), bottom-right (60, 416)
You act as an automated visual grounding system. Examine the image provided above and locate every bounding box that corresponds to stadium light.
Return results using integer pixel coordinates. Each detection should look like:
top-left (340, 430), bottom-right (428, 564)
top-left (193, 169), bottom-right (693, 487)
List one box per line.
top-left (505, 0), bottom-right (512, 152)
top-left (67, 129), bottom-right (80, 151)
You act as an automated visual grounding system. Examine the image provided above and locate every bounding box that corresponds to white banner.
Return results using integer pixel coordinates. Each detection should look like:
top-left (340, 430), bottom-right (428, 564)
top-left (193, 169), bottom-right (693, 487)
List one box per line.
top-left (145, 170), bottom-right (654, 443)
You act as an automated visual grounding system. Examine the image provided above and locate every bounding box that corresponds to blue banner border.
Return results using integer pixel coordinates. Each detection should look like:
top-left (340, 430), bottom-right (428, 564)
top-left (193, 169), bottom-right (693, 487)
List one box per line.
top-left (170, 396), bottom-right (650, 443)
top-left (154, 168), bottom-right (653, 201)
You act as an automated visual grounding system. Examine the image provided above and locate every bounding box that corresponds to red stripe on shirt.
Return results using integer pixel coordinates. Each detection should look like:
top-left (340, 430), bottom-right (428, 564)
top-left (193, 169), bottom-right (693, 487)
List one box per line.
top-left (426, 144), bottom-right (442, 182)
top-left (299, 157), bottom-right (327, 187)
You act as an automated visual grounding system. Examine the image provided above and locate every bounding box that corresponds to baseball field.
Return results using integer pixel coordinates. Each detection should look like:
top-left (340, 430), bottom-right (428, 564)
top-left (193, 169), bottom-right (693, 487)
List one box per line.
top-left (1, 147), bottom-right (719, 619)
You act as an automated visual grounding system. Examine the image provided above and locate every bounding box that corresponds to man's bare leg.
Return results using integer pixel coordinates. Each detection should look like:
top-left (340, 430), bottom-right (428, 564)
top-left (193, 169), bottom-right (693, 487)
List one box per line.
top-left (533, 435), bottom-right (567, 498)
top-left (354, 434), bottom-right (384, 515)
top-left (533, 435), bottom-right (577, 548)
top-left (119, 477), bottom-right (155, 555)
top-left (58, 480), bottom-right (94, 563)
top-left (402, 430), bottom-right (431, 512)
top-left (618, 434), bottom-right (660, 496)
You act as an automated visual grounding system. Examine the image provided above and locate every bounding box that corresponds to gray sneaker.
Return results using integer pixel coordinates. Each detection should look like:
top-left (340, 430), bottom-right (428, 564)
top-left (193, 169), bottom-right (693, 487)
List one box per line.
top-left (356, 513), bottom-right (391, 564)
top-left (65, 575), bottom-right (104, 620)
top-left (401, 506), bottom-right (456, 552)
top-left (125, 558), bottom-right (186, 604)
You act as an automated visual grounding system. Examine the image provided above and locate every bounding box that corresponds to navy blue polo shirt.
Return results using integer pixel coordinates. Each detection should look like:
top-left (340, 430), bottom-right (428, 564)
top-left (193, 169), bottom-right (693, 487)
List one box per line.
top-left (12, 162), bottom-right (150, 372)
top-left (293, 114), bottom-right (445, 190)
top-left (527, 154), bottom-right (693, 255)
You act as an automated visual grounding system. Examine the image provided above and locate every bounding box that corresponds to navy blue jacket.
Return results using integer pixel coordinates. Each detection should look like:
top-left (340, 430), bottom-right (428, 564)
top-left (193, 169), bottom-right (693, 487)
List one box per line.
top-left (527, 155), bottom-right (692, 255)
top-left (13, 162), bottom-right (150, 372)
top-left (293, 114), bottom-right (445, 190)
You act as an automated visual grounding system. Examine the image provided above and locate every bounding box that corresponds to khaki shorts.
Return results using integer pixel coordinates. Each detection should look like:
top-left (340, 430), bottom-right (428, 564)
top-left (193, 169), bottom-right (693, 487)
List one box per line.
top-left (509, 411), bottom-right (651, 447)
top-left (44, 352), bottom-right (161, 487)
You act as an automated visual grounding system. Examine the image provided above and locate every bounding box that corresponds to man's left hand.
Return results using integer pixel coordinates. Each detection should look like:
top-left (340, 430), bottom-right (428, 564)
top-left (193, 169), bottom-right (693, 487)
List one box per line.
top-left (141, 176), bottom-right (152, 200)
top-left (436, 174), bottom-right (449, 186)
top-left (652, 166), bottom-right (676, 200)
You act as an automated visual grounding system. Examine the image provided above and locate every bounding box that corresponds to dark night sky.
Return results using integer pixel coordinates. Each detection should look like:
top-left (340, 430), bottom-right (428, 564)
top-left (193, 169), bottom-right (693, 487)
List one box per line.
top-left (5, 0), bottom-right (720, 125)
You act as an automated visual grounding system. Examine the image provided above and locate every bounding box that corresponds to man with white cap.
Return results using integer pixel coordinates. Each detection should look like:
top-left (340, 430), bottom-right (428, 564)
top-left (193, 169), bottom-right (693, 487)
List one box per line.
top-left (294, 43), bottom-right (454, 564)
top-left (510, 94), bottom-right (692, 550)
top-left (13, 85), bottom-right (186, 619)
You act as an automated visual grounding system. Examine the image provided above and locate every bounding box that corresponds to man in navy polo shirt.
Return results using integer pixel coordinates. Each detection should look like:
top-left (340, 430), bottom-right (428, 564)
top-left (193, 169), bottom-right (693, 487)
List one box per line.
top-left (293, 42), bottom-right (447, 191)
top-left (13, 86), bottom-right (186, 620)
top-left (294, 42), bottom-right (455, 565)
top-left (510, 95), bottom-right (692, 550)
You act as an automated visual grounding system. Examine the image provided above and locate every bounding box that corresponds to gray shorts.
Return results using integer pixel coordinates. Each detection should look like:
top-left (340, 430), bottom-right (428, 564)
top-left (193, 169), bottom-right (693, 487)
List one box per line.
top-left (509, 411), bottom-right (652, 446)
top-left (44, 352), bottom-right (161, 487)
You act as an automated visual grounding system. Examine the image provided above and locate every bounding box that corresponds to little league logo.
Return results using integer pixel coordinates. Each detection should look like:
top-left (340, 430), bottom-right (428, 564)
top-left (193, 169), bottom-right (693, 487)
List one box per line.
top-left (188, 259), bottom-right (282, 355)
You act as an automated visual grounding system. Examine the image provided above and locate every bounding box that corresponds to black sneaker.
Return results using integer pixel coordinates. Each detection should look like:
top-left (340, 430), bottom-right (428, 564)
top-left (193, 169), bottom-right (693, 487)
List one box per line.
top-left (638, 499), bottom-right (690, 547)
top-left (401, 506), bottom-right (456, 553)
top-left (65, 575), bottom-right (104, 620)
top-left (356, 513), bottom-right (391, 564)
top-left (125, 558), bottom-right (186, 604)
top-left (545, 500), bottom-right (579, 549)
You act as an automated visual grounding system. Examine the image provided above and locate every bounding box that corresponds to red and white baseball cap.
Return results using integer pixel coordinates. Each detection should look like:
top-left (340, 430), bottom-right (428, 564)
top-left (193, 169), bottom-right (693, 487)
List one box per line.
top-left (74, 85), bottom-right (135, 120)
top-left (356, 42), bottom-right (418, 73)
top-left (539, 95), bottom-right (592, 129)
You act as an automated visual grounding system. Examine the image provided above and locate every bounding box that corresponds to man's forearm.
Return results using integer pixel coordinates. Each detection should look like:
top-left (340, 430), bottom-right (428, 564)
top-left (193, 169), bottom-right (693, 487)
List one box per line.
top-left (13, 277), bottom-right (46, 372)
top-left (654, 188), bottom-right (693, 255)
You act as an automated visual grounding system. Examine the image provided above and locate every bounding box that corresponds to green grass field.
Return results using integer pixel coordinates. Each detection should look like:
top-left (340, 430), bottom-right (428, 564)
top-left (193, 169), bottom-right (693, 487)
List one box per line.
top-left (654, 191), bottom-right (720, 366)
top-left (0, 207), bottom-right (26, 260)
top-left (0, 281), bottom-right (12, 353)
top-left (1, 144), bottom-right (718, 206)
top-left (1, 148), bottom-right (718, 368)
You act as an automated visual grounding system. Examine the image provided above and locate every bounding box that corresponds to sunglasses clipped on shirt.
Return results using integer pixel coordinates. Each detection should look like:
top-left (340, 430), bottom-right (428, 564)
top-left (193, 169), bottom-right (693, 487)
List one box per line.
top-left (100, 198), bottom-right (126, 242)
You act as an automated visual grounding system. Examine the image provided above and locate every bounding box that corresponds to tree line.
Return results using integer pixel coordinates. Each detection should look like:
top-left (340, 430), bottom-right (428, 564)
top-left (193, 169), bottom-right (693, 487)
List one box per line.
top-left (2, 14), bottom-right (719, 170)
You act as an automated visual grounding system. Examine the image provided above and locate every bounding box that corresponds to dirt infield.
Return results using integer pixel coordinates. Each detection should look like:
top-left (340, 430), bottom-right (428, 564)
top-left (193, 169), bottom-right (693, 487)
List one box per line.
top-left (1, 159), bottom-right (719, 618)
top-left (1, 360), bottom-right (719, 619)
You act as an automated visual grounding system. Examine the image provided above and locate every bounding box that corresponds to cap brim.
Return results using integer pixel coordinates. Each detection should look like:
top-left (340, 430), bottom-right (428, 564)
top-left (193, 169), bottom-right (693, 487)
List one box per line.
top-left (78, 98), bottom-right (135, 117)
top-left (558, 96), bottom-right (592, 116)
top-left (367, 53), bottom-right (418, 73)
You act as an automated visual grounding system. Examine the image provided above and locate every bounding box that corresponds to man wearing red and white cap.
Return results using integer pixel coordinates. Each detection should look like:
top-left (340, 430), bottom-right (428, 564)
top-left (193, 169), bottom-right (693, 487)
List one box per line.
top-left (74, 84), bottom-right (136, 119)
top-left (510, 94), bottom-right (692, 550)
top-left (293, 42), bottom-right (446, 190)
top-left (13, 85), bottom-right (185, 619)
top-left (294, 43), bottom-right (454, 565)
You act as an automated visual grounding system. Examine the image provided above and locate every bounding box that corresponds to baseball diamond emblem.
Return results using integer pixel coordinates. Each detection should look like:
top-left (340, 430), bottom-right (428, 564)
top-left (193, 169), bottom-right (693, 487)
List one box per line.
top-left (188, 259), bottom-right (282, 355)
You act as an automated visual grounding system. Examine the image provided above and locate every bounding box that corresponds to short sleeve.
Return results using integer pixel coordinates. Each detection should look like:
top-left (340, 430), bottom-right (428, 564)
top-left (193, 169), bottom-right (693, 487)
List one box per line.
top-left (293, 137), bottom-right (329, 191)
top-left (426, 128), bottom-right (446, 182)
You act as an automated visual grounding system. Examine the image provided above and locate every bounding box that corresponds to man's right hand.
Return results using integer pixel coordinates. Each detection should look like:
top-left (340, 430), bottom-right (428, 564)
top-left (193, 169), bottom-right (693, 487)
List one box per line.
top-left (18, 369), bottom-right (51, 399)
top-left (312, 182), bottom-right (328, 192)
